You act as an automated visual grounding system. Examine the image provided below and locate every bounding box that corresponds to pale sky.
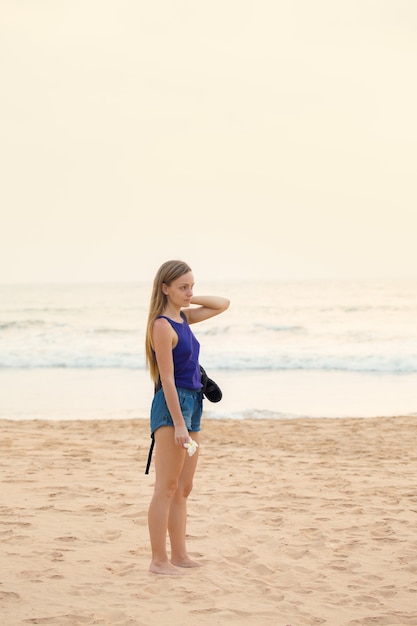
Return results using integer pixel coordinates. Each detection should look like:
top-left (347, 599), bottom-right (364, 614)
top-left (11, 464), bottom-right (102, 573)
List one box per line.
top-left (1, 0), bottom-right (416, 283)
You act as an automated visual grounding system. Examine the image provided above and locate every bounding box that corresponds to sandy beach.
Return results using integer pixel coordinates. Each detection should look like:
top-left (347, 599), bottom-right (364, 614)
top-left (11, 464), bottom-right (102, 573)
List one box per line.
top-left (1, 416), bottom-right (417, 626)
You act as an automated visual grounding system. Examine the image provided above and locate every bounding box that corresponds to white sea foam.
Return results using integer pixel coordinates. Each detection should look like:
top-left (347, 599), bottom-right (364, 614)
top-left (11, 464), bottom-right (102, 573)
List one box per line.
top-left (1, 279), bottom-right (417, 373)
top-left (1, 280), bottom-right (417, 419)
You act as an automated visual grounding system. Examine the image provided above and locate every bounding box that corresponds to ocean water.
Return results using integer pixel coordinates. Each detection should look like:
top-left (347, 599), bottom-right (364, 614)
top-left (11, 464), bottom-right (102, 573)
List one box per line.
top-left (1, 279), bottom-right (417, 420)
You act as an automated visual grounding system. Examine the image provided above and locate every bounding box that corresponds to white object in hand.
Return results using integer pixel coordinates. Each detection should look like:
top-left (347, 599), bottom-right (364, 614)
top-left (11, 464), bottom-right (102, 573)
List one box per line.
top-left (184, 439), bottom-right (199, 457)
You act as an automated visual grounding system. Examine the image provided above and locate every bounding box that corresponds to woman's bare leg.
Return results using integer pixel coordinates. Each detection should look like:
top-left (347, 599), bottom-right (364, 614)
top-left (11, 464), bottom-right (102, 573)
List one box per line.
top-left (169, 432), bottom-right (201, 568)
top-left (148, 426), bottom-right (186, 575)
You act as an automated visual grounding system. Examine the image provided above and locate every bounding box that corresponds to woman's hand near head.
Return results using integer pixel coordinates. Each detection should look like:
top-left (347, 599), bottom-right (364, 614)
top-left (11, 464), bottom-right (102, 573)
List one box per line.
top-left (185, 295), bottom-right (230, 324)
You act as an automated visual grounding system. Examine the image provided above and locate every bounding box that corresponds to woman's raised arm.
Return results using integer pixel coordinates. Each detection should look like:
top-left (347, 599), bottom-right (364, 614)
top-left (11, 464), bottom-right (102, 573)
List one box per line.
top-left (184, 295), bottom-right (230, 324)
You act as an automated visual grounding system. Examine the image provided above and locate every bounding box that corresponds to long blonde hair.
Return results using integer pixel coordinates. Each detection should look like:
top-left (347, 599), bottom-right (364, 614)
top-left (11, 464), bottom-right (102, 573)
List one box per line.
top-left (145, 260), bottom-right (192, 384)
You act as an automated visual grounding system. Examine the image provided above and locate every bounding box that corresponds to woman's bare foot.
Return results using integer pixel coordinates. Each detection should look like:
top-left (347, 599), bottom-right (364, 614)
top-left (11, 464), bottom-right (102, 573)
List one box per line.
top-left (171, 557), bottom-right (202, 568)
top-left (149, 560), bottom-right (184, 575)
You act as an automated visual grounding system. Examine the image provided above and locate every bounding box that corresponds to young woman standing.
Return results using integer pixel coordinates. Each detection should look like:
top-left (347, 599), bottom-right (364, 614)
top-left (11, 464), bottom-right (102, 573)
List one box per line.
top-left (145, 260), bottom-right (230, 575)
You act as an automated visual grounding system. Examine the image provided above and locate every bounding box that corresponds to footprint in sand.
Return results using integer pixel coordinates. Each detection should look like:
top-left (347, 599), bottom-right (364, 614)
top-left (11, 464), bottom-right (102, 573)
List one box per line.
top-left (0, 591), bottom-right (21, 601)
top-left (105, 563), bottom-right (137, 577)
top-left (55, 535), bottom-right (78, 542)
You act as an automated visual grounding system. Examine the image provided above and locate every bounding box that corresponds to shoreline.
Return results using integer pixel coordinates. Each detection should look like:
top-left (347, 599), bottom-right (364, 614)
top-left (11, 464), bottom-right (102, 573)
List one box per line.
top-left (1, 367), bottom-right (417, 422)
top-left (2, 411), bottom-right (417, 424)
top-left (1, 416), bottom-right (417, 625)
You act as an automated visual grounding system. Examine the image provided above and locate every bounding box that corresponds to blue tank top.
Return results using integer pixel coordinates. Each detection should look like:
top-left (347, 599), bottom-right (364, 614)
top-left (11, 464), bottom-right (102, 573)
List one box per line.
top-left (156, 312), bottom-right (202, 390)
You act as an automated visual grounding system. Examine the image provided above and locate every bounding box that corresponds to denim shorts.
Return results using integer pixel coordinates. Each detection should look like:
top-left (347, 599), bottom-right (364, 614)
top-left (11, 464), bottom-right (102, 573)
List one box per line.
top-left (150, 387), bottom-right (203, 435)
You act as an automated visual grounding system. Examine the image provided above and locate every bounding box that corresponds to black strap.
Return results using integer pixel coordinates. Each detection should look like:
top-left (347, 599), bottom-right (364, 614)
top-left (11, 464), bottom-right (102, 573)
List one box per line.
top-left (145, 434), bottom-right (155, 475)
top-left (145, 380), bottom-right (160, 475)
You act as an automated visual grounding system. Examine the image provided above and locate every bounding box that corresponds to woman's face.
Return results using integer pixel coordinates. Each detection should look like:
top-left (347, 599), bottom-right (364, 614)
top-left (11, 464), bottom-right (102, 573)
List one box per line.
top-left (163, 271), bottom-right (194, 308)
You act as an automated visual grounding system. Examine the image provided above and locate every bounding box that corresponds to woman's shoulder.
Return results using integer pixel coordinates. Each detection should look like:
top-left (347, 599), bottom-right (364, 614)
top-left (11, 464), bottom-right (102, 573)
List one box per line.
top-left (153, 316), bottom-right (175, 333)
top-left (155, 313), bottom-right (187, 325)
